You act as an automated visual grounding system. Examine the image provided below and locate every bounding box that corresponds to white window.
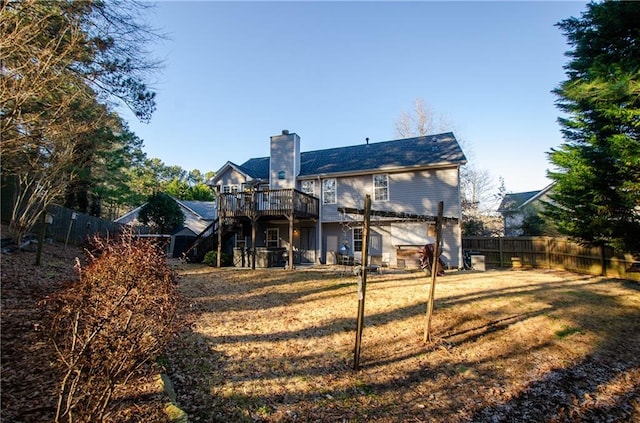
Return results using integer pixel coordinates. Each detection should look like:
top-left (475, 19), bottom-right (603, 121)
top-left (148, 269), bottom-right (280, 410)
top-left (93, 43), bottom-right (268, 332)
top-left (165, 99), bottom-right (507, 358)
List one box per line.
top-left (222, 184), bottom-right (240, 193)
top-left (373, 174), bottom-right (389, 201)
top-left (353, 227), bottom-right (363, 252)
top-left (323, 178), bottom-right (336, 204)
top-left (301, 180), bottom-right (315, 196)
top-left (266, 228), bottom-right (279, 248)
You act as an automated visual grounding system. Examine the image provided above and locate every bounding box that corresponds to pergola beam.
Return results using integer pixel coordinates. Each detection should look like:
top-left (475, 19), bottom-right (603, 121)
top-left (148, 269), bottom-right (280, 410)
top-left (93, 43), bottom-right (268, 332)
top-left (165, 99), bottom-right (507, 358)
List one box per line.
top-left (338, 207), bottom-right (458, 223)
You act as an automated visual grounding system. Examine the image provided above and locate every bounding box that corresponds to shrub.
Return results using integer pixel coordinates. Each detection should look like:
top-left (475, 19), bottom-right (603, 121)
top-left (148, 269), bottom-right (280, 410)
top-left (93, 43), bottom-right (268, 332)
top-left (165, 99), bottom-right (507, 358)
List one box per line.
top-left (49, 232), bottom-right (181, 422)
top-left (203, 250), bottom-right (232, 267)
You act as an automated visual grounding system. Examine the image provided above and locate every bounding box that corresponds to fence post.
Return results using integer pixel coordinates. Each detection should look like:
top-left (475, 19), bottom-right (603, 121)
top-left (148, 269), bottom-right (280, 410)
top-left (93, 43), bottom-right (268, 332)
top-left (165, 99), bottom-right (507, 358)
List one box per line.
top-left (64, 212), bottom-right (77, 250)
top-left (35, 209), bottom-right (46, 266)
top-left (499, 237), bottom-right (504, 268)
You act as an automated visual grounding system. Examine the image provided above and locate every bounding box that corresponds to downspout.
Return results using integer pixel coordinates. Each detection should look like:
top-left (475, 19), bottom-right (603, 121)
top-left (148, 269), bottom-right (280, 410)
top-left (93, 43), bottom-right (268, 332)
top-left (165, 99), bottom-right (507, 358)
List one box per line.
top-left (457, 164), bottom-right (463, 269)
top-left (317, 175), bottom-right (323, 264)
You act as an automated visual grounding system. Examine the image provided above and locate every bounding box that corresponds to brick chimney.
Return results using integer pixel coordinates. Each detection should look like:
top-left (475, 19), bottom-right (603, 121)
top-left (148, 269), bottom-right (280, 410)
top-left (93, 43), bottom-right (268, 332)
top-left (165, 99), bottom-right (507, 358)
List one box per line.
top-left (269, 130), bottom-right (300, 189)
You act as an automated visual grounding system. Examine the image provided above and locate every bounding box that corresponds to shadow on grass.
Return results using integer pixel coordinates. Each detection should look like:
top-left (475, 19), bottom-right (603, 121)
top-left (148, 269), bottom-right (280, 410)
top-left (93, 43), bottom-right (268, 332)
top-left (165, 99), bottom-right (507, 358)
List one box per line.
top-left (169, 268), bottom-right (640, 422)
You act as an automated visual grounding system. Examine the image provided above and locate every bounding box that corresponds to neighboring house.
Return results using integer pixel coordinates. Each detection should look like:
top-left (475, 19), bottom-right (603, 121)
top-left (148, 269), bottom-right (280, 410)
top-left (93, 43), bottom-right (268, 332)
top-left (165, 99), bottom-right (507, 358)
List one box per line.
top-left (497, 184), bottom-right (554, 236)
top-left (115, 197), bottom-right (216, 258)
top-left (208, 130), bottom-right (467, 269)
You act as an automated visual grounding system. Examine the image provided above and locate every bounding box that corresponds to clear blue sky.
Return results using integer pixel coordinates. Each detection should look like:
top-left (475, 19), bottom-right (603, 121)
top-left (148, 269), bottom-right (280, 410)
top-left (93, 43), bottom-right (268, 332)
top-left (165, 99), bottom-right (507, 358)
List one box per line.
top-left (121, 0), bottom-right (588, 195)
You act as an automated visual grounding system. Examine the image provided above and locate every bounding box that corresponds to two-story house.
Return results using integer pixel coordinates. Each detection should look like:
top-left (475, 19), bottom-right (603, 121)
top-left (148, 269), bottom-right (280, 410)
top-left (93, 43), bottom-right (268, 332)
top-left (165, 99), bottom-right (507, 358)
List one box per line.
top-left (209, 130), bottom-right (467, 269)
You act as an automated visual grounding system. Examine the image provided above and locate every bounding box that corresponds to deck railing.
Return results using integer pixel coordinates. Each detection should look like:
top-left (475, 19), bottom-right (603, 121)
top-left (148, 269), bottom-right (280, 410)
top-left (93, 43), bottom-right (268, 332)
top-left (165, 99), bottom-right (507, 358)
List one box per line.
top-left (219, 189), bottom-right (319, 219)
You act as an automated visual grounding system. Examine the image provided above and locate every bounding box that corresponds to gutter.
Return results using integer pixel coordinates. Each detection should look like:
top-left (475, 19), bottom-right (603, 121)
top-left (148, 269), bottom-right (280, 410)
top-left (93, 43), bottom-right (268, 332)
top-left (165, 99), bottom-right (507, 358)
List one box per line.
top-left (298, 162), bottom-right (465, 181)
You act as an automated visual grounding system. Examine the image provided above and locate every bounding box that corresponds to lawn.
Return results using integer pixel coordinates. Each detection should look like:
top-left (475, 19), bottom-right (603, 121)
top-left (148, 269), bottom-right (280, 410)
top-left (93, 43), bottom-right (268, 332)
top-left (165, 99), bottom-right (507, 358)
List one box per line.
top-left (165, 264), bottom-right (640, 422)
top-left (2, 241), bottom-right (638, 422)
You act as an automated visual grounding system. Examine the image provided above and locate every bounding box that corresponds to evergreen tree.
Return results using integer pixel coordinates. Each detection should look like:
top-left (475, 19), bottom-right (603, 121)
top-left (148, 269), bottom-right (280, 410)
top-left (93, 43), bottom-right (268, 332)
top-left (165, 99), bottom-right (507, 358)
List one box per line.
top-left (188, 183), bottom-right (215, 201)
top-left (547, 1), bottom-right (640, 253)
top-left (138, 193), bottom-right (185, 234)
top-left (164, 172), bottom-right (214, 201)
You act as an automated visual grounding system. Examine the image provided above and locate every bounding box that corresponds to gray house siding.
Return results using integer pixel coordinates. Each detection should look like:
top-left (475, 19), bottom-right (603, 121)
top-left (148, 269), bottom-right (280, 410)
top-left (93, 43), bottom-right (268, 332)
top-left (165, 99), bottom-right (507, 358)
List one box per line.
top-left (313, 167), bottom-right (462, 268)
top-left (269, 132), bottom-right (300, 190)
top-left (319, 220), bottom-right (460, 269)
top-left (210, 131), bottom-right (466, 268)
top-left (218, 168), bottom-right (248, 189)
top-left (387, 221), bottom-right (460, 268)
top-left (388, 168), bottom-right (460, 217)
top-left (320, 167), bottom-right (461, 222)
top-left (321, 223), bottom-right (345, 264)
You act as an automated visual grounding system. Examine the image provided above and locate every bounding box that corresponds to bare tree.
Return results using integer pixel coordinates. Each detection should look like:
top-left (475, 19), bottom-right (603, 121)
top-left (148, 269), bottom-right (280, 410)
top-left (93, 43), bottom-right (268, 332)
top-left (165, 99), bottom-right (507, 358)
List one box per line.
top-left (394, 98), bottom-right (499, 234)
top-left (394, 98), bottom-right (452, 138)
top-left (461, 166), bottom-right (497, 215)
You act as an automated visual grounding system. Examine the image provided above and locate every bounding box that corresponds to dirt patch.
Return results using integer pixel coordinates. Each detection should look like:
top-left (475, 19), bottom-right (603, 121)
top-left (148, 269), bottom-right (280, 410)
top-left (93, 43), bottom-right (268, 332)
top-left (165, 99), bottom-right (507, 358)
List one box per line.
top-left (167, 264), bottom-right (640, 422)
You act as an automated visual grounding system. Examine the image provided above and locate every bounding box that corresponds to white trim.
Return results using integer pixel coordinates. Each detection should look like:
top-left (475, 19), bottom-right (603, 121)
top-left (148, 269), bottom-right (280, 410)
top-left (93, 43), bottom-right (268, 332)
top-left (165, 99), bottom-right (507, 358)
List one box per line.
top-left (373, 173), bottom-right (389, 202)
top-left (352, 227), bottom-right (363, 252)
top-left (222, 184), bottom-right (240, 194)
top-left (209, 161), bottom-right (253, 185)
top-left (322, 178), bottom-right (337, 204)
top-left (301, 180), bottom-right (315, 196)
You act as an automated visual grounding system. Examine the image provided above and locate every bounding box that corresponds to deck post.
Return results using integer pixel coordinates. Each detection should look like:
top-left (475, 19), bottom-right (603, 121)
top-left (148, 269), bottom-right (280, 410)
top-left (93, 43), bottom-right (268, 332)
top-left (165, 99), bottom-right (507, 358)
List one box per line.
top-left (251, 217), bottom-right (257, 270)
top-left (217, 198), bottom-right (223, 268)
top-left (288, 215), bottom-right (294, 270)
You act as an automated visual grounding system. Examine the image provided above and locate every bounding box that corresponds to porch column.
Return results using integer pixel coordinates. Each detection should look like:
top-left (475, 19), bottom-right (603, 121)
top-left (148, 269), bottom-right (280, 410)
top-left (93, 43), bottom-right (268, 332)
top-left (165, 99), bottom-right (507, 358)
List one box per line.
top-left (288, 215), bottom-right (294, 270)
top-left (249, 188), bottom-right (257, 270)
top-left (251, 217), bottom-right (257, 270)
top-left (217, 201), bottom-right (223, 268)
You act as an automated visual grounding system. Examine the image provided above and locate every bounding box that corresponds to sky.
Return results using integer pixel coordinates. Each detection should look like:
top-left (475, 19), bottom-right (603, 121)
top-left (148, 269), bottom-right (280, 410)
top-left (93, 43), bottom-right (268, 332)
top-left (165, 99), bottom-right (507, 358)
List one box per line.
top-left (121, 0), bottom-right (589, 196)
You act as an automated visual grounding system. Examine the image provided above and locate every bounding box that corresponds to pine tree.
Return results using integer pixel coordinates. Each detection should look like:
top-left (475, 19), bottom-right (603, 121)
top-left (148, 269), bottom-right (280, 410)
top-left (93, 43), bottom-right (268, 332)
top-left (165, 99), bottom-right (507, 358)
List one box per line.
top-left (138, 193), bottom-right (185, 234)
top-left (547, 1), bottom-right (640, 253)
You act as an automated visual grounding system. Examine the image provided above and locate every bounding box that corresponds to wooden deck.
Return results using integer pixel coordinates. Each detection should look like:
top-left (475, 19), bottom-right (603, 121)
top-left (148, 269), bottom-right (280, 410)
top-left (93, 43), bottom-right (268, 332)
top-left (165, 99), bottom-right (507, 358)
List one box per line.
top-left (218, 189), bottom-right (319, 219)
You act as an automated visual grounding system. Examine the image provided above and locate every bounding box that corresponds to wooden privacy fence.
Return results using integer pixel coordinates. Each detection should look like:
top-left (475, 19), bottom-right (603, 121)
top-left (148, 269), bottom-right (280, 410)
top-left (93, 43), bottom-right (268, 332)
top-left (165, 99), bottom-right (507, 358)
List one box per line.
top-left (40, 204), bottom-right (149, 246)
top-left (463, 236), bottom-right (639, 280)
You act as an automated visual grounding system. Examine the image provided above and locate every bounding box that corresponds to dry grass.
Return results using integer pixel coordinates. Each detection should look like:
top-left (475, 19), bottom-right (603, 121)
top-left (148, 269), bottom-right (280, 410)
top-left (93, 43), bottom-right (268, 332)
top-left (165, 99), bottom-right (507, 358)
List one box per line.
top-left (3, 237), bottom-right (638, 422)
top-left (0, 240), bottom-right (169, 422)
top-left (166, 264), bottom-right (640, 422)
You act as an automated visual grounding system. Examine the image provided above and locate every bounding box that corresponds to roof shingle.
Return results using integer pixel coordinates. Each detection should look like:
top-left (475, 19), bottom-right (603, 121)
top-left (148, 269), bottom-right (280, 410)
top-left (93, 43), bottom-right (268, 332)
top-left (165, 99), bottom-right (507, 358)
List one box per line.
top-left (239, 132), bottom-right (466, 180)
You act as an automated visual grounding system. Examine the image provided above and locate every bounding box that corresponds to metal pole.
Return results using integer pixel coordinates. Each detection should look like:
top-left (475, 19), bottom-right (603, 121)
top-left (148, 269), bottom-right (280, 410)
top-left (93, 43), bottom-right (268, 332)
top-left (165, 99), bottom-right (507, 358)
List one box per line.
top-left (354, 195), bottom-right (371, 370)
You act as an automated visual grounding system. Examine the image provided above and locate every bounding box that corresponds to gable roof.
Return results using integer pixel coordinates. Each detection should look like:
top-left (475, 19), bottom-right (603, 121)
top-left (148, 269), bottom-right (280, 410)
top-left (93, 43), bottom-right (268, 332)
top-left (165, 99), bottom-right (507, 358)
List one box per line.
top-left (228, 132), bottom-right (466, 182)
top-left (498, 183), bottom-right (555, 213)
top-left (115, 197), bottom-right (216, 235)
top-left (209, 161), bottom-right (265, 184)
top-left (179, 200), bottom-right (217, 221)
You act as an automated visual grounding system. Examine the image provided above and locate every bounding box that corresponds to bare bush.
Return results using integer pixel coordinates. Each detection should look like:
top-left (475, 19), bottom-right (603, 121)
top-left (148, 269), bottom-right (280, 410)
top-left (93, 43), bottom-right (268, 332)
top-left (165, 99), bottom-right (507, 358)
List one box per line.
top-left (49, 232), bottom-right (181, 422)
